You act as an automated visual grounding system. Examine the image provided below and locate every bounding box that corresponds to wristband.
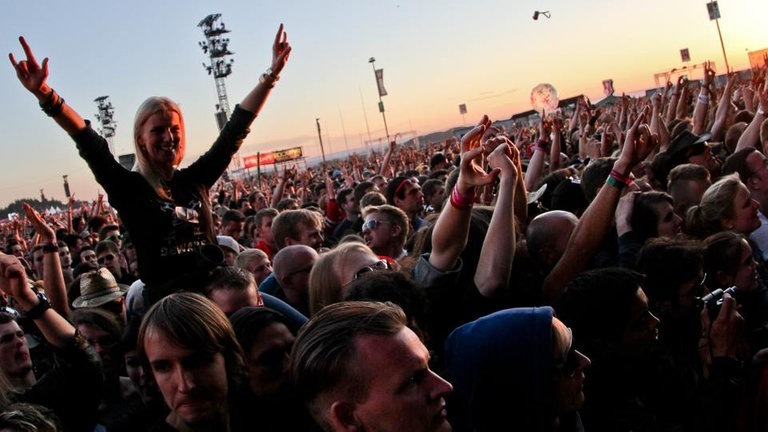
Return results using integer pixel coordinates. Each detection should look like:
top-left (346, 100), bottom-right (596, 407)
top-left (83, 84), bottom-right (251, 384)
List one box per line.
top-left (609, 169), bottom-right (631, 184)
top-left (697, 94), bottom-right (709, 105)
top-left (41, 243), bottom-right (59, 254)
top-left (758, 107), bottom-right (766, 116)
top-left (39, 89), bottom-right (65, 117)
top-left (671, 92), bottom-right (680, 97)
top-left (605, 176), bottom-right (625, 190)
top-left (450, 186), bottom-right (475, 211)
top-left (23, 290), bottom-right (51, 320)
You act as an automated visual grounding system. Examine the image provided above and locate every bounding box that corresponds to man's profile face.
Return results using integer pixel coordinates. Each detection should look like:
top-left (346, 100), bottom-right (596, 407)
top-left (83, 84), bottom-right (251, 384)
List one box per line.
top-left (349, 327), bottom-right (452, 432)
top-left (0, 321), bottom-right (33, 381)
top-left (293, 222), bottom-right (323, 251)
top-left (222, 221), bottom-right (244, 240)
top-left (144, 328), bottom-right (229, 428)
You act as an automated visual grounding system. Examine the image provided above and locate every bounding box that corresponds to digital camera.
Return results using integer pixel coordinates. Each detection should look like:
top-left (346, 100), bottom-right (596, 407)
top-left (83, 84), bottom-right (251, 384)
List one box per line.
top-left (696, 286), bottom-right (736, 321)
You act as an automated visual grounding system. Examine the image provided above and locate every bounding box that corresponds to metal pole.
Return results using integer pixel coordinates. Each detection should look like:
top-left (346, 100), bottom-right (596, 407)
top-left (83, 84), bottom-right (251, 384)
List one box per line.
top-left (316, 118), bottom-right (327, 165)
top-left (715, 19), bottom-right (730, 72)
top-left (369, 58), bottom-right (391, 145)
top-left (359, 87), bottom-right (372, 145)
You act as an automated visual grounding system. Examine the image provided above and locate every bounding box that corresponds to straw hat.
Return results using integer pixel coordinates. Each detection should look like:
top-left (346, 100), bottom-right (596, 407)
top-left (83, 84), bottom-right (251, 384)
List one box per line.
top-left (72, 268), bottom-right (129, 308)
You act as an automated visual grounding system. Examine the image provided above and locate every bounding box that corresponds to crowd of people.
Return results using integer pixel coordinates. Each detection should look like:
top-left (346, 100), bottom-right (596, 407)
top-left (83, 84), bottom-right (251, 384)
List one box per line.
top-left (2, 21), bottom-right (768, 432)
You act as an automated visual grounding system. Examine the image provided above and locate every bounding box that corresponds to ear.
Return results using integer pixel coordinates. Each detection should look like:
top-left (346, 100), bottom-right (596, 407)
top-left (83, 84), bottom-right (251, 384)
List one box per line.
top-left (535, 247), bottom-right (556, 267)
top-left (747, 176), bottom-right (762, 191)
top-left (328, 400), bottom-right (361, 432)
top-left (715, 270), bottom-right (733, 288)
top-left (285, 237), bottom-right (298, 247)
top-left (390, 223), bottom-right (402, 238)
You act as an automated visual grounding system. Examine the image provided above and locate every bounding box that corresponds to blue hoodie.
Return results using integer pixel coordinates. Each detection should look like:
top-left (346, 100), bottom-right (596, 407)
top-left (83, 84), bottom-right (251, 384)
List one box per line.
top-left (445, 307), bottom-right (556, 431)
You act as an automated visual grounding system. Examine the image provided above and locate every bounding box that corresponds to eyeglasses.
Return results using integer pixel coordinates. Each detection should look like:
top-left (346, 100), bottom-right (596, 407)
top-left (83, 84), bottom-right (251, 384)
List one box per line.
top-left (343, 259), bottom-right (391, 287)
top-left (106, 234), bottom-right (123, 243)
top-left (97, 254), bottom-right (115, 265)
top-left (554, 327), bottom-right (580, 378)
top-left (362, 219), bottom-right (391, 232)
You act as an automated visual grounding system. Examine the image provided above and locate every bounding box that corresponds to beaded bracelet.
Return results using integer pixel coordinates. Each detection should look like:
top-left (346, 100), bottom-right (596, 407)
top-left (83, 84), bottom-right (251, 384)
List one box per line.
top-left (450, 186), bottom-right (475, 211)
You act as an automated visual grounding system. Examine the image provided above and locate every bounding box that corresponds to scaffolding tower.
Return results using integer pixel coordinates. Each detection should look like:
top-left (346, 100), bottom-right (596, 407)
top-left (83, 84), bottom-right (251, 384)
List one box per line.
top-left (94, 95), bottom-right (117, 157)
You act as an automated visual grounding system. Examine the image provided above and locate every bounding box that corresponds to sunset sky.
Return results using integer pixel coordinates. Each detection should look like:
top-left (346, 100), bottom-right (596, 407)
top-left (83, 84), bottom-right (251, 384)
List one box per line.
top-left (1, 0), bottom-right (766, 208)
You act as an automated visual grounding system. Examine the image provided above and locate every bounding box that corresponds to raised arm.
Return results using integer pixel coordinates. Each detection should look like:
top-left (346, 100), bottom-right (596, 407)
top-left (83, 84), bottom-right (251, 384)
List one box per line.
top-left (379, 140), bottom-right (397, 176)
top-left (543, 107), bottom-right (655, 304)
top-left (9, 37), bottom-right (86, 135)
top-left (474, 138), bottom-right (518, 297)
top-left (270, 164), bottom-right (296, 208)
top-left (693, 61), bottom-right (716, 135)
top-left (22, 203), bottom-right (70, 317)
top-left (524, 113), bottom-right (550, 191)
top-left (735, 80), bottom-right (767, 151)
top-left (0, 253), bottom-right (76, 348)
top-left (238, 24), bottom-right (291, 115)
top-left (711, 72), bottom-right (738, 142)
top-left (429, 116), bottom-right (499, 270)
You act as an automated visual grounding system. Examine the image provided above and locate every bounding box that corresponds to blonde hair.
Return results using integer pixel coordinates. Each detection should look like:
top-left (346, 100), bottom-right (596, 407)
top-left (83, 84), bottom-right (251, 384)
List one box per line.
top-left (308, 242), bottom-right (377, 316)
top-left (132, 97), bottom-right (186, 199)
top-left (686, 173), bottom-right (743, 238)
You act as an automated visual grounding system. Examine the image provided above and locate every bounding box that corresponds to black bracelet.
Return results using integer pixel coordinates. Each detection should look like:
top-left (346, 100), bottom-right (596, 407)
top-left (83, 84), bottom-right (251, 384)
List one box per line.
top-left (39, 90), bottom-right (65, 117)
top-left (23, 290), bottom-right (51, 320)
top-left (41, 243), bottom-right (59, 253)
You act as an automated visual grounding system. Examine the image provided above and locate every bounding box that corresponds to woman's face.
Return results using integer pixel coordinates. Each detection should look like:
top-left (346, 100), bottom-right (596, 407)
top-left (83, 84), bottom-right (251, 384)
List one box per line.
top-left (138, 111), bottom-right (185, 171)
top-left (723, 184), bottom-right (760, 235)
top-left (652, 200), bottom-right (683, 238)
top-left (731, 239), bottom-right (758, 291)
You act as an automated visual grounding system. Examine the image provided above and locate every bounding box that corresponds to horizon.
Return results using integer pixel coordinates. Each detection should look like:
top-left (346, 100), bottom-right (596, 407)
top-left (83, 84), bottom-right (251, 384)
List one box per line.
top-left (1, 0), bottom-right (765, 207)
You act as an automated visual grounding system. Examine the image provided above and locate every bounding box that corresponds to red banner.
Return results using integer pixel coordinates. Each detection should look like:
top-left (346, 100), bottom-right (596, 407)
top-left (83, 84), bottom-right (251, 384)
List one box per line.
top-left (242, 146), bottom-right (303, 168)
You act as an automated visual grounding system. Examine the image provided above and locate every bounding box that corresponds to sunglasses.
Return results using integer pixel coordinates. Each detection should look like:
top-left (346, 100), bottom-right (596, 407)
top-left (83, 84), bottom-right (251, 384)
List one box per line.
top-left (343, 259), bottom-right (392, 287)
top-left (97, 254), bottom-right (115, 265)
top-left (554, 327), bottom-right (580, 378)
top-left (107, 234), bottom-right (123, 243)
top-left (362, 219), bottom-right (391, 231)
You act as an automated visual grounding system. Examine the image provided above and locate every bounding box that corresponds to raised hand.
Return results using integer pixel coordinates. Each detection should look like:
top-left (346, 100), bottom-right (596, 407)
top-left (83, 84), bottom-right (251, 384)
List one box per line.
top-left (22, 203), bottom-right (55, 244)
top-left (270, 24), bottom-right (292, 77)
top-left (617, 106), bottom-right (656, 172)
top-left (457, 116), bottom-right (499, 193)
top-left (8, 36), bottom-right (49, 97)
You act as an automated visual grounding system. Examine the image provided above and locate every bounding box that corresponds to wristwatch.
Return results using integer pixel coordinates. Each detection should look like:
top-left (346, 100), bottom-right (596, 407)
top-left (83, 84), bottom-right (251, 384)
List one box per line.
top-left (23, 290), bottom-right (51, 320)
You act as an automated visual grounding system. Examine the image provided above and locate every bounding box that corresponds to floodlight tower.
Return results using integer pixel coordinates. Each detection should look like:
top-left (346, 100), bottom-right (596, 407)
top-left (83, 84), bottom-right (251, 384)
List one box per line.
top-left (198, 14), bottom-right (235, 128)
top-left (94, 96), bottom-right (117, 156)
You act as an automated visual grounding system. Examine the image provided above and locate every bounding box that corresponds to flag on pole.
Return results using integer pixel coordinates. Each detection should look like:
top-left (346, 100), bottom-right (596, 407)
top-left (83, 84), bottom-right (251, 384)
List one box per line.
top-left (706, 1), bottom-right (720, 20)
top-left (680, 48), bottom-right (691, 62)
top-left (602, 79), bottom-right (614, 97)
top-left (459, 103), bottom-right (467, 115)
top-left (375, 69), bottom-right (387, 97)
